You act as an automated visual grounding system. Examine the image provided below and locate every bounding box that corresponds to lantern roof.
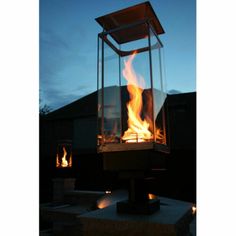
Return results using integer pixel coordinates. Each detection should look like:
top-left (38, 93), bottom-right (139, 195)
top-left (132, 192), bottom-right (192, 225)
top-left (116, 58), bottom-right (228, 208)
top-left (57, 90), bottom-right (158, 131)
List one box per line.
top-left (95, 1), bottom-right (165, 44)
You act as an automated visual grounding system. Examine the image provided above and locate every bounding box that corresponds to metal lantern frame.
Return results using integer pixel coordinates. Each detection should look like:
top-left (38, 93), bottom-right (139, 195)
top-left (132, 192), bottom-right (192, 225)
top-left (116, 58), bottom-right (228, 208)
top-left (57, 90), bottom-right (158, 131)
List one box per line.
top-left (96, 2), bottom-right (169, 154)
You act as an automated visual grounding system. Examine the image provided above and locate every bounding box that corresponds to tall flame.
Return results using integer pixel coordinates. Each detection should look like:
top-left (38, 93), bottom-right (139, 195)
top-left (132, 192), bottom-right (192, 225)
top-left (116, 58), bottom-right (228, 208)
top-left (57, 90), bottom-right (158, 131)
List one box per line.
top-left (122, 51), bottom-right (153, 143)
top-left (61, 146), bottom-right (68, 167)
top-left (56, 146), bottom-right (72, 168)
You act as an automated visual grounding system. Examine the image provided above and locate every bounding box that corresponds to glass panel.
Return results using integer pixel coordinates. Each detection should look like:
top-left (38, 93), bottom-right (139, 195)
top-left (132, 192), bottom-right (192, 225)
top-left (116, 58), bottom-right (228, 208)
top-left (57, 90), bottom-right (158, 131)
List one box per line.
top-left (98, 21), bottom-right (168, 149)
top-left (102, 38), bottom-right (122, 144)
top-left (119, 34), bottom-right (154, 143)
top-left (149, 26), bottom-right (167, 145)
top-left (121, 37), bottom-right (149, 53)
top-left (97, 36), bottom-right (103, 145)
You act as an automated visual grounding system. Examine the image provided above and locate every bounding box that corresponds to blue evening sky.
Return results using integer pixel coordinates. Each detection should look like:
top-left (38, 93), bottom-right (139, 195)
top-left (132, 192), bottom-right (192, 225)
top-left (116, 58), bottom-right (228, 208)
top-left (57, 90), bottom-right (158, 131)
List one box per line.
top-left (40, 0), bottom-right (196, 110)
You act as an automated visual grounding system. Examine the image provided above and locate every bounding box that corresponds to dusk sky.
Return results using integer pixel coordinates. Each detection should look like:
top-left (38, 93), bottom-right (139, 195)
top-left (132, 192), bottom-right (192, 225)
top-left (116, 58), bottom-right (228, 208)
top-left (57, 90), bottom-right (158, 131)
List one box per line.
top-left (40, 0), bottom-right (196, 110)
top-left (2, 1), bottom-right (235, 234)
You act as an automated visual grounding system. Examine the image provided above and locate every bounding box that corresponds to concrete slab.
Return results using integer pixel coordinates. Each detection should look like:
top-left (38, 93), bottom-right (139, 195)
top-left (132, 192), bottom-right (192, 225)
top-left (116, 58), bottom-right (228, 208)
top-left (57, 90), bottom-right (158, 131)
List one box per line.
top-left (78, 196), bottom-right (194, 236)
top-left (41, 203), bottom-right (90, 222)
top-left (41, 190), bottom-right (106, 236)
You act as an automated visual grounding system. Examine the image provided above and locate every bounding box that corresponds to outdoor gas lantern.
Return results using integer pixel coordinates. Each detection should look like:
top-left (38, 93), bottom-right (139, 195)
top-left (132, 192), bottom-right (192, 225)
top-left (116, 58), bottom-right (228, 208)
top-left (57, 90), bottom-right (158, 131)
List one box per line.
top-left (56, 140), bottom-right (72, 168)
top-left (96, 1), bottom-right (169, 154)
top-left (95, 1), bottom-right (169, 214)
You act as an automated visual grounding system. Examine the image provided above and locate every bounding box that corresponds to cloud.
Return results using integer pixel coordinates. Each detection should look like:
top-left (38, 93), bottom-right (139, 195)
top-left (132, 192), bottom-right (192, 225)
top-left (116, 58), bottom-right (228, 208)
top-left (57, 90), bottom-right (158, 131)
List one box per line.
top-left (41, 87), bottom-right (77, 110)
top-left (40, 29), bottom-right (70, 50)
top-left (40, 29), bottom-right (82, 90)
top-left (39, 24), bottom-right (96, 111)
top-left (168, 89), bottom-right (182, 94)
top-left (41, 84), bottom-right (95, 110)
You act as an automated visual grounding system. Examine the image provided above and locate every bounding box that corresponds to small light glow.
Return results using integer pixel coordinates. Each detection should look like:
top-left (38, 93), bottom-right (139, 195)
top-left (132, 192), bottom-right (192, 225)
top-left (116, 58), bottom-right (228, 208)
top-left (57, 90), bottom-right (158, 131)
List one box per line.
top-left (105, 190), bottom-right (112, 194)
top-left (192, 205), bottom-right (197, 215)
top-left (97, 196), bottom-right (112, 209)
top-left (148, 193), bottom-right (157, 200)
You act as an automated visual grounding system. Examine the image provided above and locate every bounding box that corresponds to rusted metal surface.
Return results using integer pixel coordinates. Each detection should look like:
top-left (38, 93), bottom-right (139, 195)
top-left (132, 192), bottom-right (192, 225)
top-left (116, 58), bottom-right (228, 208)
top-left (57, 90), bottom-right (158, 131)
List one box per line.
top-left (96, 1), bottom-right (164, 44)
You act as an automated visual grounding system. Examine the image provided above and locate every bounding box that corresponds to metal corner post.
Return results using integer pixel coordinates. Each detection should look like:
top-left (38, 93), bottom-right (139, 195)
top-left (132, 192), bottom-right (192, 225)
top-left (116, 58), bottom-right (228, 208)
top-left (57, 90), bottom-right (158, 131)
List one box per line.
top-left (101, 35), bottom-right (105, 145)
top-left (147, 22), bottom-right (156, 142)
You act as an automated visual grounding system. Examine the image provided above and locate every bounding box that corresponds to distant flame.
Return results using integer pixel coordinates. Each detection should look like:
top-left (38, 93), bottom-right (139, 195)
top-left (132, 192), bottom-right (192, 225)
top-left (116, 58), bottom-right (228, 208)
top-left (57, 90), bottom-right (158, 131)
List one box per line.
top-left (121, 52), bottom-right (152, 143)
top-left (61, 147), bottom-right (68, 167)
top-left (56, 146), bottom-right (72, 168)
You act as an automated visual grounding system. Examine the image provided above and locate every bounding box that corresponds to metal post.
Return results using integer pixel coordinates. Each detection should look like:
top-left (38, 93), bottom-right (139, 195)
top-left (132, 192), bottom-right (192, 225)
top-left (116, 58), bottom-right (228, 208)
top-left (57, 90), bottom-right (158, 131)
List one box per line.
top-left (101, 36), bottom-right (105, 145)
top-left (147, 22), bottom-right (156, 142)
top-left (97, 35), bottom-right (100, 146)
top-left (158, 47), bottom-right (167, 145)
top-left (118, 45), bottom-right (123, 143)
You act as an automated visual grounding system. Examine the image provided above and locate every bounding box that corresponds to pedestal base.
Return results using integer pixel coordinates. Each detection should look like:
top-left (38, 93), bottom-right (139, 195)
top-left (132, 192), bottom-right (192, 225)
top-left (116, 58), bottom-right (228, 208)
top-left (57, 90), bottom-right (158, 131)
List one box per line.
top-left (117, 198), bottom-right (160, 215)
top-left (52, 178), bottom-right (76, 203)
top-left (78, 196), bottom-right (193, 236)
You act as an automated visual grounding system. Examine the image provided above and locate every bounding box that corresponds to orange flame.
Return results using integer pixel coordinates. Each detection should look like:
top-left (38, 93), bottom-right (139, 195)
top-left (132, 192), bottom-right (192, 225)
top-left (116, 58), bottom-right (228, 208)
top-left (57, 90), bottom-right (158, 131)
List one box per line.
top-left (56, 154), bottom-right (60, 168)
top-left (68, 153), bottom-right (72, 167)
top-left (121, 51), bottom-right (153, 143)
top-left (56, 146), bottom-right (72, 168)
top-left (61, 147), bottom-right (68, 167)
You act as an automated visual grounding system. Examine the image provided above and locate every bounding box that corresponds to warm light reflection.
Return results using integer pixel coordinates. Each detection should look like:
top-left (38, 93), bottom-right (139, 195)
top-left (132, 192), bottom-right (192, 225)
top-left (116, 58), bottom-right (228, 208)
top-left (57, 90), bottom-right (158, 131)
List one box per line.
top-left (68, 153), bottom-right (72, 167)
top-left (97, 190), bottom-right (127, 209)
top-left (97, 198), bottom-right (112, 209)
top-left (148, 193), bottom-right (157, 200)
top-left (156, 128), bottom-right (164, 143)
top-left (56, 154), bottom-right (60, 168)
